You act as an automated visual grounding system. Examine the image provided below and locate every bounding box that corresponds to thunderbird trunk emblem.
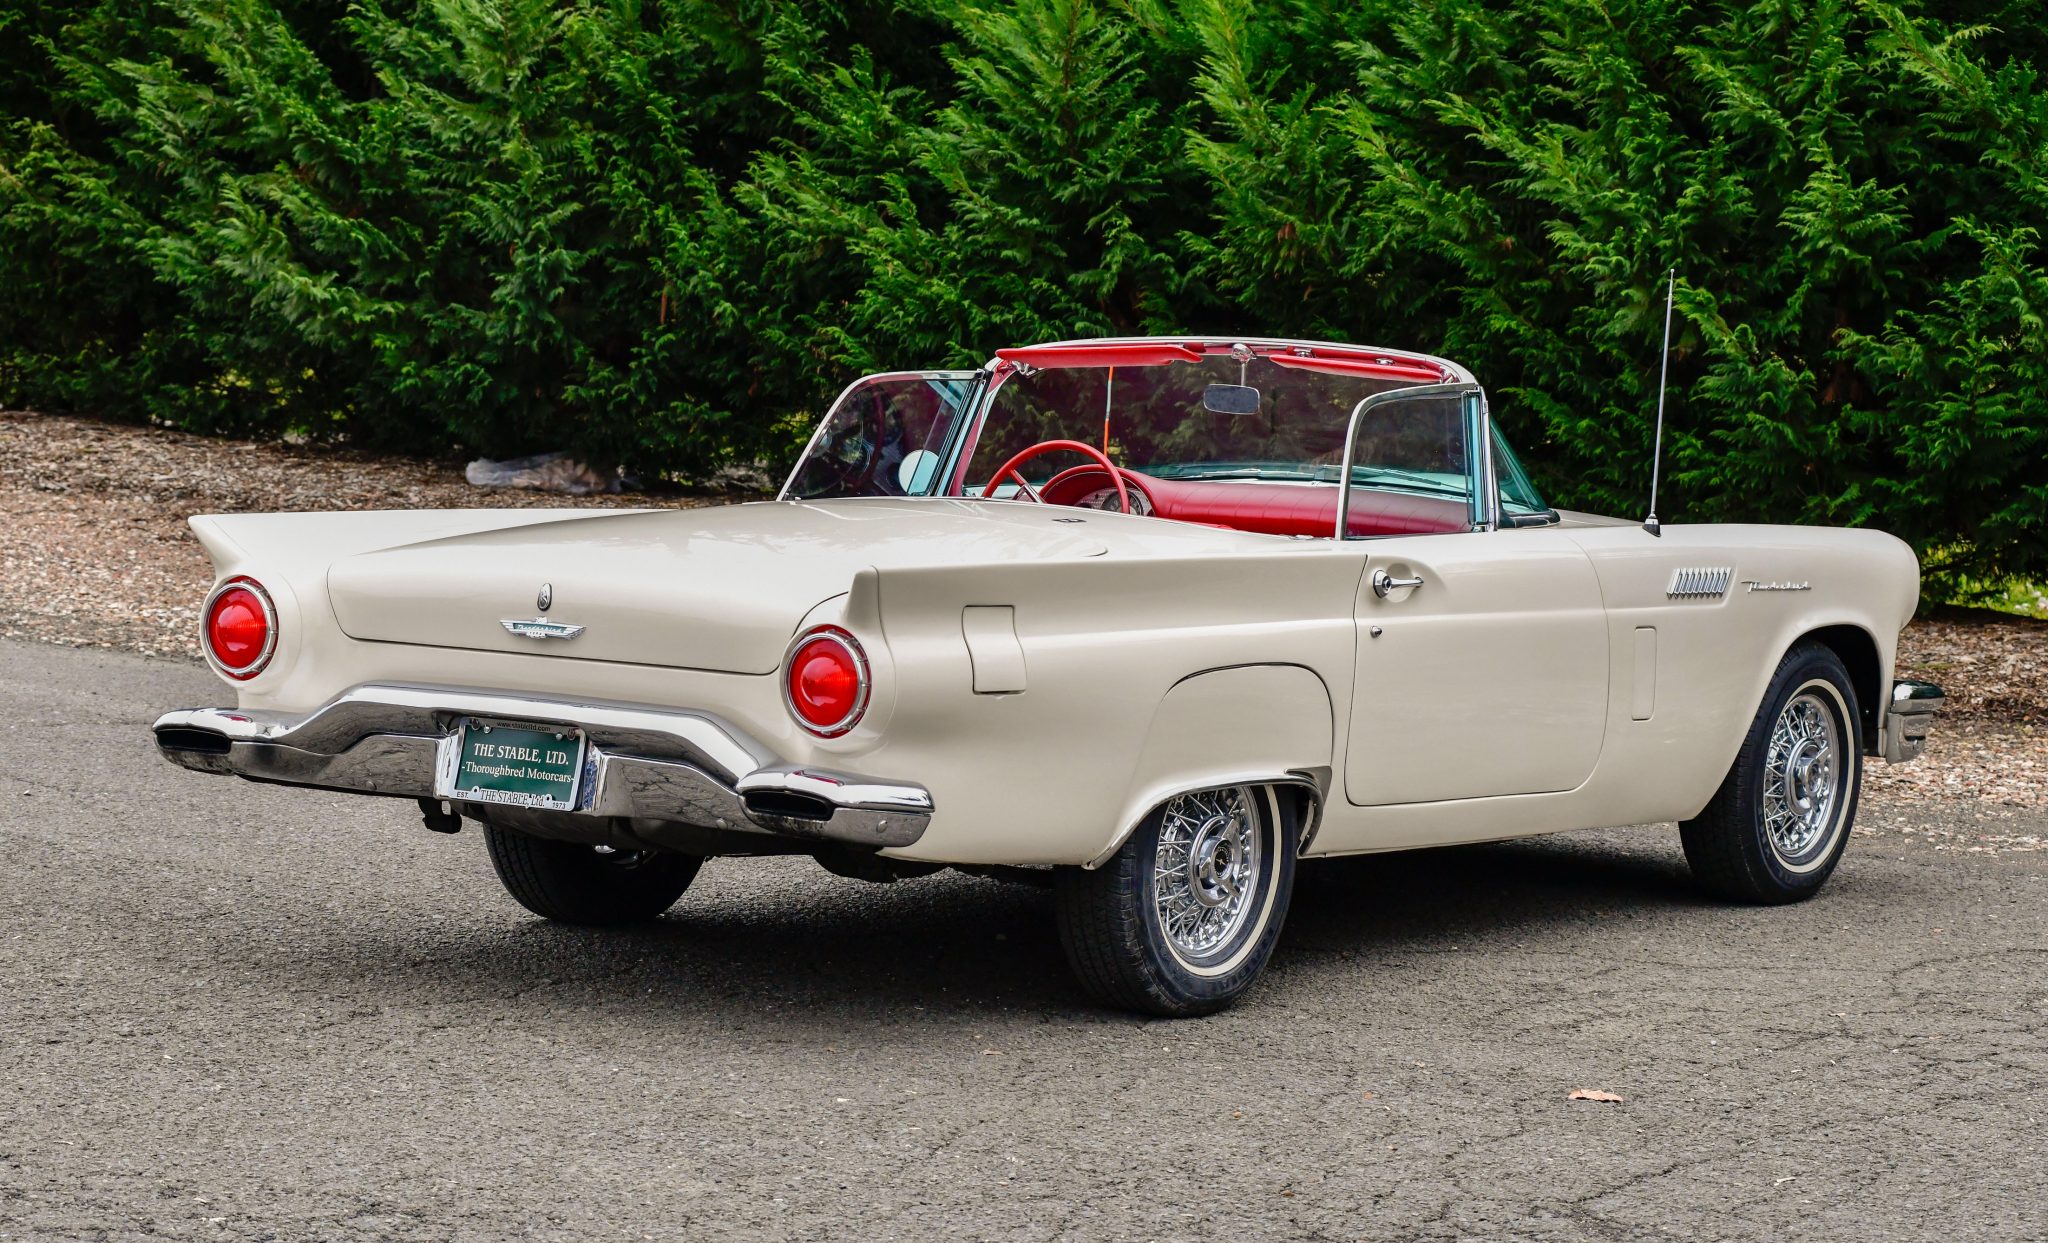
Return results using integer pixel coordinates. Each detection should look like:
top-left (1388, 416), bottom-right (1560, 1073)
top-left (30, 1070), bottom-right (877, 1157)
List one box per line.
top-left (502, 618), bottom-right (584, 640)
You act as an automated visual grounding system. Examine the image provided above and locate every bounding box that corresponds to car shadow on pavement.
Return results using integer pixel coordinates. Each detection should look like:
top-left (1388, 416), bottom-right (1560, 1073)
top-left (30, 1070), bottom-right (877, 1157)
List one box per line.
top-left (248, 827), bottom-right (1716, 1028)
top-left (1285, 826), bottom-right (1703, 952)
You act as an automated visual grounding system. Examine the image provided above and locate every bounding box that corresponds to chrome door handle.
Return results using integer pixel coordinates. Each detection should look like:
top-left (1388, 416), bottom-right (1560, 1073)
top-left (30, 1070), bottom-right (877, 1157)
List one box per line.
top-left (1371, 568), bottom-right (1425, 598)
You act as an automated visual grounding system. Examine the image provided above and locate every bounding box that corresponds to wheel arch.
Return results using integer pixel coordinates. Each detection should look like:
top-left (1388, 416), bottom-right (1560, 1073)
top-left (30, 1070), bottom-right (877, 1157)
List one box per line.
top-left (1086, 663), bottom-right (1335, 869)
top-left (1669, 617), bottom-right (1893, 826)
top-left (1798, 623), bottom-right (1883, 753)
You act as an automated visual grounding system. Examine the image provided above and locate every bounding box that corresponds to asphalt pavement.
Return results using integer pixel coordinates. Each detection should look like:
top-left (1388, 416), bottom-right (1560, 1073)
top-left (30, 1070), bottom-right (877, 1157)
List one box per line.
top-left (2, 639), bottom-right (2044, 1241)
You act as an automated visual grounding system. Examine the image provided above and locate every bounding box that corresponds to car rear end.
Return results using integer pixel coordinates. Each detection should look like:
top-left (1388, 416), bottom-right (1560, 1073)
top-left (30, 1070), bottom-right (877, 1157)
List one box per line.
top-left (153, 507), bottom-right (938, 858)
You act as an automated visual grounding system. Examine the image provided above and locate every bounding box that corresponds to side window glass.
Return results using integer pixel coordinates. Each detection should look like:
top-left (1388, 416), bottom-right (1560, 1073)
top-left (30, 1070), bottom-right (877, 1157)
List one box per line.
top-left (1338, 388), bottom-right (1475, 538)
top-left (1491, 424), bottom-right (1553, 521)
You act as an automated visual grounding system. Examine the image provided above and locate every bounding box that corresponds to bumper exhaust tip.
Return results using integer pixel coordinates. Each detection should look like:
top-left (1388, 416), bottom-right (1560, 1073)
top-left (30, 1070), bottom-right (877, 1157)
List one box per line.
top-left (154, 725), bottom-right (233, 756)
top-left (741, 789), bottom-right (837, 823)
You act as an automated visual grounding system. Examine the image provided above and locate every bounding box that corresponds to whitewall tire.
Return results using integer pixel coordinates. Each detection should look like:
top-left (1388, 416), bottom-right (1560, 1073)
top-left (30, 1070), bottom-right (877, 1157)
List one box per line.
top-left (1055, 784), bottom-right (1298, 1016)
top-left (1681, 643), bottom-right (1863, 903)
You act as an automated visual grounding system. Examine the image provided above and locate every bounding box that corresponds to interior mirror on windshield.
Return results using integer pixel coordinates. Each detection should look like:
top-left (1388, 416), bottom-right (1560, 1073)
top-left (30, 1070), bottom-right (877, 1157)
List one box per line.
top-left (1201, 383), bottom-right (1262, 416)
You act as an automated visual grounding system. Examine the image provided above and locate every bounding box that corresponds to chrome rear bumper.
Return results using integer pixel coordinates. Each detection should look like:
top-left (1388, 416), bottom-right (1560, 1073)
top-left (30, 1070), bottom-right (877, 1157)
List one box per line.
top-left (152, 685), bottom-right (932, 848)
top-left (1882, 679), bottom-right (1944, 765)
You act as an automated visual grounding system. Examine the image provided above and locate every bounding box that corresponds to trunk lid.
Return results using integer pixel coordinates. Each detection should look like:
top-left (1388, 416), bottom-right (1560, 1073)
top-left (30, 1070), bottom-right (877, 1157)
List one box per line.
top-left (324, 500), bottom-right (1114, 673)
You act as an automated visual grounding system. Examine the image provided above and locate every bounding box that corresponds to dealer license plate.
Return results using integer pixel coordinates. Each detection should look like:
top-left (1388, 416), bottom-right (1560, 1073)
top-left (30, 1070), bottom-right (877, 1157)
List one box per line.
top-left (440, 718), bottom-right (586, 811)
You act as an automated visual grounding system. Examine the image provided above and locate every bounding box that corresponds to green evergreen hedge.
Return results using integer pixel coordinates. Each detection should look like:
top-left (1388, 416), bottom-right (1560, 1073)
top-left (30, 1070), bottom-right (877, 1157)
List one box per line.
top-left (3, 0), bottom-right (2044, 585)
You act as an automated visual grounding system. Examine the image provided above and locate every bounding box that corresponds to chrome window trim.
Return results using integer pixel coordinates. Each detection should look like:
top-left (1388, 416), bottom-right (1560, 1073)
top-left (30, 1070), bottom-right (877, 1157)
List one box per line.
top-left (1471, 388), bottom-right (1499, 532)
top-left (1335, 381), bottom-right (1488, 540)
top-left (968, 340), bottom-right (1476, 504)
top-left (983, 336), bottom-right (1474, 385)
top-left (789, 341), bottom-right (1488, 516)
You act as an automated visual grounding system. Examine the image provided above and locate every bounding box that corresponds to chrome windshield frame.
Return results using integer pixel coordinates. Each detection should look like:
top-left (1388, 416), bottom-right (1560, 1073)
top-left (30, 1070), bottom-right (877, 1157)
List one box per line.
top-left (781, 341), bottom-right (1494, 523)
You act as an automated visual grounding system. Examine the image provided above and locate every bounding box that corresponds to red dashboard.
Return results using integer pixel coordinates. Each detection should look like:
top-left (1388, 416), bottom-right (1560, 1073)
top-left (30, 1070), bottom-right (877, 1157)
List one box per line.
top-left (1036, 468), bottom-right (1467, 538)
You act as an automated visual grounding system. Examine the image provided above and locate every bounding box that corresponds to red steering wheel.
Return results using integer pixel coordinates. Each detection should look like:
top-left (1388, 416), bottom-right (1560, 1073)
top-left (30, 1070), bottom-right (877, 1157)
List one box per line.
top-left (981, 439), bottom-right (1132, 514)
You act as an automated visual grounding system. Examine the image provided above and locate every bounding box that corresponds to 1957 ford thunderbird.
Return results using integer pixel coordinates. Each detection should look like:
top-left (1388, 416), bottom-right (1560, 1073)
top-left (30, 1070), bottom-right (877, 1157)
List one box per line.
top-left (153, 337), bottom-right (1944, 1015)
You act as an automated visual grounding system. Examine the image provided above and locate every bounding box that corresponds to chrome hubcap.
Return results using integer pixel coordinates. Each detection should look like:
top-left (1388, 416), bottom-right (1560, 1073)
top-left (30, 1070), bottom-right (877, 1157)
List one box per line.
top-left (1764, 691), bottom-right (1841, 863)
top-left (1153, 786), bottom-right (1261, 959)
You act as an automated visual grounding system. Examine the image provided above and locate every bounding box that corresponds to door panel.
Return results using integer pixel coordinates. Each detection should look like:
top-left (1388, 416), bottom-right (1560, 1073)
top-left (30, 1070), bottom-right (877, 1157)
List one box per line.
top-left (1344, 530), bottom-right (1609, 806)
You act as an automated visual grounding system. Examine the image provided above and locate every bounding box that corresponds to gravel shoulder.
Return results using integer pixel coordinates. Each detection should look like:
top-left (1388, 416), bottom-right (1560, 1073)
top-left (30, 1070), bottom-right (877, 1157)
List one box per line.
top-left (0, 410), bottom-right (713, 659)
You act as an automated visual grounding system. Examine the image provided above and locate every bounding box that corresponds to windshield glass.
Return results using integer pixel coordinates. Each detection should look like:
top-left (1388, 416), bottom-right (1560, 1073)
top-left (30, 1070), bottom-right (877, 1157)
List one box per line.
top-left (1492, 427), bottom-right (1550, 516)
top-left (780, 346), bottom-right (1549, 523)
top-left (783, 373), bottom-right (980, 500)
top-left (964, 356), bottom-right (1414, 488)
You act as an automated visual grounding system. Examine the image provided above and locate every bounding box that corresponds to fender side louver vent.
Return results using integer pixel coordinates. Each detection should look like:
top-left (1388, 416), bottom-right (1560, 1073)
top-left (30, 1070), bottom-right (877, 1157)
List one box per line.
top-left (1668, 566), bottom-right (1733, 599)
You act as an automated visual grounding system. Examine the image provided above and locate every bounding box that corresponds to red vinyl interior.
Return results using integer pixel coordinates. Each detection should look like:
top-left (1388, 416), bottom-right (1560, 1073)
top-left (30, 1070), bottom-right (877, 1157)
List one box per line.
top-left (1037, 467), bottom-right (1467, 538)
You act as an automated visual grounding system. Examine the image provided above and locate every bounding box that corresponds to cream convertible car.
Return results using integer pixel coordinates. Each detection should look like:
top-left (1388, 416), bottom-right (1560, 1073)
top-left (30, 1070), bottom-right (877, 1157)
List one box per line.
top-left (154, 337), bottom-right (1943, 1015)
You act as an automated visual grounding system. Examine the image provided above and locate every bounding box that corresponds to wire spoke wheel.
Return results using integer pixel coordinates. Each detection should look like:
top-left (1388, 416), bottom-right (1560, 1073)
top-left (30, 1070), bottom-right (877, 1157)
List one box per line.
top-left (1055, 780), bottom-right (1299, 1016)
top-left (1761, 691), bottom-right (1842, 866)
top-left (1150, 785), bottom-right (1263, 963)
top-left (1680, 644), bottom-right (1863, 905)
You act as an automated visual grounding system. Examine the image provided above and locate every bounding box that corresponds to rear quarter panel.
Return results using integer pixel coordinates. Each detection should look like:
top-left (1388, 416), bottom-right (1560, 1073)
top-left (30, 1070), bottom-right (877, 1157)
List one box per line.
top-left (809, 547), bottom-right (1360, 865)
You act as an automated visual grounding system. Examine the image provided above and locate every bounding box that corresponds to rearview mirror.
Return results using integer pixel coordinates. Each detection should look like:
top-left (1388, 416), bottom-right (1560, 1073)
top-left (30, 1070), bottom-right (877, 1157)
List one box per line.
top-left (1202, 383), bottom-right (1262, 416)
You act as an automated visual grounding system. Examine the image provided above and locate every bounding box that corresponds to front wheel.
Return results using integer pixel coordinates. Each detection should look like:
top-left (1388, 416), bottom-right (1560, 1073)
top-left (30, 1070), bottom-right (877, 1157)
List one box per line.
top-left (1681, 642), bottom-right (1863, 903)
top-left (1055, 784), bottom-right (1297, 1017)
top-left (483, 826), bottom-right (702, 925)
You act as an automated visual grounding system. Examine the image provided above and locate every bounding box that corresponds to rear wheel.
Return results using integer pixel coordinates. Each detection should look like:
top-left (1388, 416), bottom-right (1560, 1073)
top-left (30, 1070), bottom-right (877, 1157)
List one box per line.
top-left (1055, 784), bottom-right (1297, 1017)
top-left (483, 826), bottom-right (701, 924)
top-left (1681, 642), bottom-right (1862, 903)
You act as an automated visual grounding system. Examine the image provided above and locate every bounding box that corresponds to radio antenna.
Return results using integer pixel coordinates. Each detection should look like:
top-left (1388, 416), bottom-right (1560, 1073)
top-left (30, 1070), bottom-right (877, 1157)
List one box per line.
top-left (1643, 267), bottom-right (1676, 537)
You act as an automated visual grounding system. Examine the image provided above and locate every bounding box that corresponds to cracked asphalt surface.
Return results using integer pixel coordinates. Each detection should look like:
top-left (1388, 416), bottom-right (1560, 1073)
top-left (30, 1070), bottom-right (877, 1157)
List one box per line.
top-left (2, 639), bottom-right (2045, 1241)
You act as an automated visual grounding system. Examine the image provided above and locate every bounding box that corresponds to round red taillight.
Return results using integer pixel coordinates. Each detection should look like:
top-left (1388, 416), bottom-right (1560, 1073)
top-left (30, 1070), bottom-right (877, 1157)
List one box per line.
top-left (783, 626), bottom-right (870, 737)
top-left (203, 576), bottom-right (276, 679)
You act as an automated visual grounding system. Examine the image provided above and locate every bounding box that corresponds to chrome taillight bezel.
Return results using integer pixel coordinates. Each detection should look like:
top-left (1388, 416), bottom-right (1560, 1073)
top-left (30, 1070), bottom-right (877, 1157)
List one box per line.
top-left (781, 625), bottom-right (871, 738)
top-left (201, 575), bottom-right (278, 681)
